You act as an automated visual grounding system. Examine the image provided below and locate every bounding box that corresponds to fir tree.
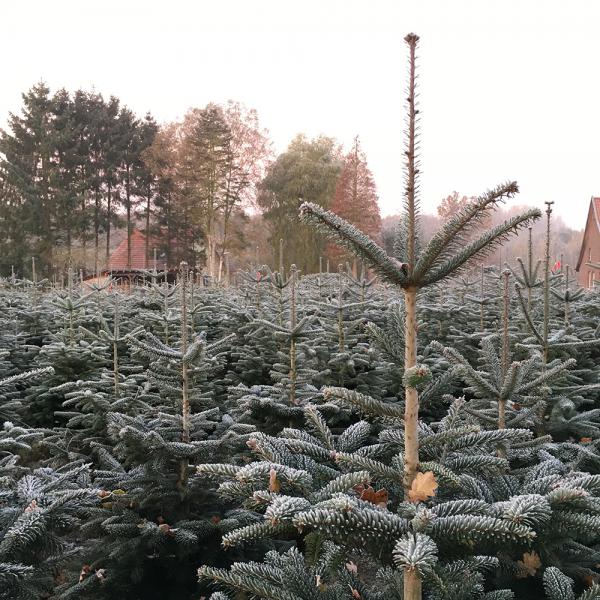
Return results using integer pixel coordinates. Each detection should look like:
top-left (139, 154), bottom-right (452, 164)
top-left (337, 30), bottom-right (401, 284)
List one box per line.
top-left (298, 33), bottom-right (540, 599)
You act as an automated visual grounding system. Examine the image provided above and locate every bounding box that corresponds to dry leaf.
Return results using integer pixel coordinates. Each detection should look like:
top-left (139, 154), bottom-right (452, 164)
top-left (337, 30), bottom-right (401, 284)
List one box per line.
top-left (408, 471), bottom-right (438, 503)
top-left (354, 484), bottom-right (388, 508)
top-left (79, 565), bottom-right (91, 583)
top-left (269, 468), bottom-right (281, 493)
top-left (581, 437), bottom-right (593, 444)
top-left (350, 588), bottom-right (361, 599)
top-left (158, 523), bottom-right (174, 535)
top-left (54, 571), bottom-right (67, 585)
top-left (516, 551), bottom-right (542, 577)
top-left (24, 499), bottom-right (38, 513)
top-left (345, 561), bottom-right (358, 574)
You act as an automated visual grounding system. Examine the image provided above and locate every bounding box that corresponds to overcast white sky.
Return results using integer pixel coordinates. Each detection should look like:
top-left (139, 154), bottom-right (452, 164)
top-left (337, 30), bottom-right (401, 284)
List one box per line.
top-left (1, 0), bottom-right (599, 229)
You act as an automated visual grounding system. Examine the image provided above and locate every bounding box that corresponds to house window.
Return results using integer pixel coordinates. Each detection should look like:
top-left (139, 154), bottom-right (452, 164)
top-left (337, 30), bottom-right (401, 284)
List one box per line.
top-left (590, 247), bottom-right (593, 262)
top-left (590, 271), bottom-right (594, 288)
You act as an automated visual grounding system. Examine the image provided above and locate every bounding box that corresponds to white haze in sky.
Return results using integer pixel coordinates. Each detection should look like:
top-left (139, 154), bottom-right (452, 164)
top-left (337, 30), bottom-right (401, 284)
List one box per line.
top-left (1, 0), bottom-right (599, 230)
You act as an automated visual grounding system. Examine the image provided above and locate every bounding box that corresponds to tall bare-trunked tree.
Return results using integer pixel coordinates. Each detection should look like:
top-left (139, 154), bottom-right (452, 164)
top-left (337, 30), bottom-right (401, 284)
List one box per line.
top-left (299, 33), bottom-right (541, 600)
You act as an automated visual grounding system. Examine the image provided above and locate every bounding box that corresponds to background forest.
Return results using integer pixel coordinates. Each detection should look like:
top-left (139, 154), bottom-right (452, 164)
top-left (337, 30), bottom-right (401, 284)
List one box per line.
top-left (0, 84), bottom-right (583, 282)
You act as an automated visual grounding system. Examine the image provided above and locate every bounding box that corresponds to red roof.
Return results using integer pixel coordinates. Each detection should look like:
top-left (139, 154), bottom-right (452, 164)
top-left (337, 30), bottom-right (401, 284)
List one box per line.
top-left (576, 197), bottom-right (600, 271)
top-left (107, 229), bottom-right (153, 272)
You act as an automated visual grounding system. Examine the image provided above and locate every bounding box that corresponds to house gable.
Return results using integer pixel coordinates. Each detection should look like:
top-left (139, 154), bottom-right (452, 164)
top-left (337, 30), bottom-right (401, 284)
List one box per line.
top-left (576, 197), bottom-right (600, 288)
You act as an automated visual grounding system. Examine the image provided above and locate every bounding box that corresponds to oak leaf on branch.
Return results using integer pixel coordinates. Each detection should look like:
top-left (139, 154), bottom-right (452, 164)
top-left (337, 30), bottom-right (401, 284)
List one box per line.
top-left (408, 471), bottom-right (438, 503)
top-left (516, 551), bottom-right (541, 577)
top-left (354, 484), bottom-right (389, 507)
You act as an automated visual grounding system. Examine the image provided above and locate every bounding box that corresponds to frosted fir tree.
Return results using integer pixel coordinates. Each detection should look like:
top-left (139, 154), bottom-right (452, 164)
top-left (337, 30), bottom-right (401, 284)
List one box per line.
top-left (229, 265), bottom-right (331, 431)
top-left (550, 265), bottom-right (584, 328)
top-left (515, 203), bottom-right (600, 361)
top-left (126, 262), bottom-right (236, 487)
top-left (0, 367), bottom-right (54, 449)
top-left (343, 262), bottom-right (379, 304)
top-left (55, 265), bottom-right (244, 599)
top-left (0, 461), bottom-right (99, 600)
top-left (308, 265), bottom-right (372, 389)
top-left (298, 33), bottom-right (540, 599)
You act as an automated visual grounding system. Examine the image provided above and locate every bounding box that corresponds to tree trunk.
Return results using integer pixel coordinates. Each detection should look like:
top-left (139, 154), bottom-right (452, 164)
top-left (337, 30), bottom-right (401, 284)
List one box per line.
top-left (403, 286), bottom-right (419, 492)
top-left (179, 262), bottom-right (190, 490)
top-left (94, 188), bottom-right (100, 277)
top-left (106, 184), bottom-right (112, 264)
top-left (81, 195), bottom-right (87, 267)
top-left (404, 571), bottom-right (422, 600)
top-left (289, 267), bottom-right (297, 404)
top-left (126, 167), bottom-right (132, 269)
top-left (66, 227), bottom-right (72, 268)
top-left (145, 193), bottom-right (151, 269)
top-left (403, 285), bottom-right (422, 600)
top-left (113, 295), bottom-right (120, 399)
top-left (499, 269), bottom-right (509, 435)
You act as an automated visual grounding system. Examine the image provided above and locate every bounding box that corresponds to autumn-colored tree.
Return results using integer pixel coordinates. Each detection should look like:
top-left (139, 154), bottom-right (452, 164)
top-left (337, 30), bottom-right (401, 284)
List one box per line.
top-left (326, 136), bottom-right (381, 267)
top-left (144, 102), bottom-right (271, 274)
top-left (437, 191), bottom-right (471, 221)
top-left (218, 101), bottom-right (272, 281)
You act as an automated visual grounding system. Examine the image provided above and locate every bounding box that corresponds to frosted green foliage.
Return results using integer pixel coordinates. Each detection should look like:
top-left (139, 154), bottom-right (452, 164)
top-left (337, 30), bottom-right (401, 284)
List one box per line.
top-left (300, 182), bottom-right (540, 289)
top-left (0, 461), bottom-right (97, 600)
top-left (430, 338), bottom-right (577, 430)
top-left (201, 546), bottom-right (379, 600)
top-left (201, 543), bottom-right (511, 600)
top-left (393, 532), bottom-right (438, 574)
top-left (542, 566), bottom-right (600, 600)
top-left (0, 221), bottom-right (598, 600)
top-left (304, 267), bottom-right (382, 393)
top-left (0, 367), bottom-right (54, 422)
top-left (543, 567), bottom-right (576, 600)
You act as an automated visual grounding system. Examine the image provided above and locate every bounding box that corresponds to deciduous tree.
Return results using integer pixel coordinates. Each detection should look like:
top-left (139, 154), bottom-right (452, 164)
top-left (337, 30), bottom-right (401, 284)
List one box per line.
top-left (258, 134), bottom-right (341, 273)
top-left (326, 136), bottom-right (381, 267)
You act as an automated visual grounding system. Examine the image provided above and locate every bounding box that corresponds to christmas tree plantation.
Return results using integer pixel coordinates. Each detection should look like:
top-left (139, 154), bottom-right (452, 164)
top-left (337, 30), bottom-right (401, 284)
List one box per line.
top-left (2, 35), bottom-right (600, 600)
top-left (0, 233), bottom-right (599, 600)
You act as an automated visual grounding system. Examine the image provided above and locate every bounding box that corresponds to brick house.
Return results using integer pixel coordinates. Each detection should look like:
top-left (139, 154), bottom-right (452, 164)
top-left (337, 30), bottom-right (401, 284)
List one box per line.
top-left (575, 197), bottom-right (600, 288)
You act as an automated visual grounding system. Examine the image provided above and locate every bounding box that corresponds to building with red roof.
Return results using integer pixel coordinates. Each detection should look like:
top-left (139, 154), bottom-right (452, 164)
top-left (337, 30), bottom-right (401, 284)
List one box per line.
top-left (575, 197), bottom-right (600, 288)
top-left (104, 229), bottom-right (174, 282)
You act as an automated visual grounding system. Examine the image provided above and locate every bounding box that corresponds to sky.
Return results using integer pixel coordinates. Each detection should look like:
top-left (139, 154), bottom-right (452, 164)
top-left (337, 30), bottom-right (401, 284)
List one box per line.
top-left (1, 0), bottom-right (599, 229)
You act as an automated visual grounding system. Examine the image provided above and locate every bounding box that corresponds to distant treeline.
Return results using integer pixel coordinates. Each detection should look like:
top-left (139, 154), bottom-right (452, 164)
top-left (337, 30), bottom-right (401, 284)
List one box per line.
top-left (1, 84), bottom-right (576, 281)
top-left (0, 84), bottom-right (386, 279)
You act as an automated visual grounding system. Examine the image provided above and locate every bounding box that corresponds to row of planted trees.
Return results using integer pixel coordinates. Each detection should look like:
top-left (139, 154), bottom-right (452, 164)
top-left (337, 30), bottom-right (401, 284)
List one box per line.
top-left (1, 214), bottom-right (599, 599)
top-left (2, 32), bottom-right (600, 600)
